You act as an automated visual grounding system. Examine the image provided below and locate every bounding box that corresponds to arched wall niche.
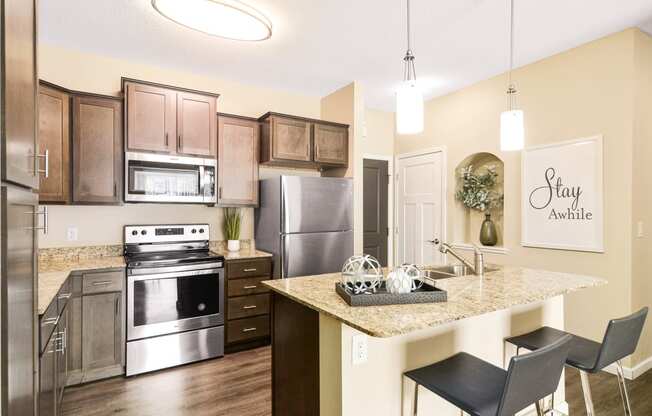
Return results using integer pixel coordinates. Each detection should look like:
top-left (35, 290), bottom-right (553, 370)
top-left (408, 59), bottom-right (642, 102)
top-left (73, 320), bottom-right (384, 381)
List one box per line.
top-left (453, 152), bottom-right (505, 248)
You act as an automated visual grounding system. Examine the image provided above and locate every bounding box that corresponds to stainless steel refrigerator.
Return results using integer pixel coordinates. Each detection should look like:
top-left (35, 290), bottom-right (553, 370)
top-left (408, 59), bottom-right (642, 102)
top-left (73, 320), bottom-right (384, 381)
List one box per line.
top-left (1, 0), bottom-right (40, 415)
top-left (255, 176), bottom-right (353, 278)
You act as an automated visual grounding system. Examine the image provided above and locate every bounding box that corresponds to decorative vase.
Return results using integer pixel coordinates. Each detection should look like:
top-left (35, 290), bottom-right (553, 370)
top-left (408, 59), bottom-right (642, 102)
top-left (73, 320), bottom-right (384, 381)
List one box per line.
top-left (227, 240), bottom-right (240, 252)
top-left (479, 213), bottom-right (498, 246)
top-left (385, 269), bottom-right (413, 294)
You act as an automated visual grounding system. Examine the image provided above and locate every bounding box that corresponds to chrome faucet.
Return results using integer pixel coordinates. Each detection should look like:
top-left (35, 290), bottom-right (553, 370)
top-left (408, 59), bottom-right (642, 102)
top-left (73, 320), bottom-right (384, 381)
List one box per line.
top-left (432, 239), bottom-right (485, 276)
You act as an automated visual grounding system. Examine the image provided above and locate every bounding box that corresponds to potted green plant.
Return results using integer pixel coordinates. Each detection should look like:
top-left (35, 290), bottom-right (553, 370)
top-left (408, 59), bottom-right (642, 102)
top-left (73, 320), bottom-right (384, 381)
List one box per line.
top-left (223, 208), bottom-right (242, 252)
top-left (455, 165), bottom-right (504, 246)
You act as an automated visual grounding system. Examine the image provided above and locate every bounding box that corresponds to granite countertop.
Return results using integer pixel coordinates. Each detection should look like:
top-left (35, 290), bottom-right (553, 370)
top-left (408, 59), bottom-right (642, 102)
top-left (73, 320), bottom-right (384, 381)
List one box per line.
top-left (263, 266), bottom-right (607, 338)
top-left (38, 256), bottom-right (126, 315)
top-left (211, 247), bottom-right (273, 260)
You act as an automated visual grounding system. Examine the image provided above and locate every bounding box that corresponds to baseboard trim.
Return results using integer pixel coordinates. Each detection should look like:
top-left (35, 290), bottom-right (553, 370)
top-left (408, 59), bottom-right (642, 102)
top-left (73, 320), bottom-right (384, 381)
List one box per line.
top-left (603, 355), bottom-right (652, 380)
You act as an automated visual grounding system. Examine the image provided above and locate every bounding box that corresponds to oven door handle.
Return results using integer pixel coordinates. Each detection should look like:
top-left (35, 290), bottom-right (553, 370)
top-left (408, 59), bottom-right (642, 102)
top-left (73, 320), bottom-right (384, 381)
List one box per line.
top-left (128, 268), bottom-right (223, 282)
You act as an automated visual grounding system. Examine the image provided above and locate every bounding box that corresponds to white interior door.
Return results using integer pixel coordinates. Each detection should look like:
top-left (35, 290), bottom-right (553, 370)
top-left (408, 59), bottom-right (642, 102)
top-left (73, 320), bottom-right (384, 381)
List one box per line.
top-left (396, 150), bottom-right (445, 265)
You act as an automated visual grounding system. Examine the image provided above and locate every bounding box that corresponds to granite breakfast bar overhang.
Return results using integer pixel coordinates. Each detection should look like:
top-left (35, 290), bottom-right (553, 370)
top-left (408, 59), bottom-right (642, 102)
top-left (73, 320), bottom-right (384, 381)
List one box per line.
top-left (263, 266), bottom-right (606, 416)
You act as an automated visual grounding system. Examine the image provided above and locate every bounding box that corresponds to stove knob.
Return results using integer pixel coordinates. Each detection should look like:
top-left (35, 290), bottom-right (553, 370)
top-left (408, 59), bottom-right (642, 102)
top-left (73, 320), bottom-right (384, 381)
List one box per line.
top-left (199, 228), bottom-right (205, 233)
top-left (191, 229), bottom-right (197, 234)
top-left (141, 230), bottom-right (147, 235)
top-left (131, 230), bottom-right (137, 236)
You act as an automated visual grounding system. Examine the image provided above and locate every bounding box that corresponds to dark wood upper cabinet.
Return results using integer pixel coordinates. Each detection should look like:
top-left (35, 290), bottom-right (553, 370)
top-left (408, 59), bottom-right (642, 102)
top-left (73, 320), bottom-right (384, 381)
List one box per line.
top-left (177, 92), bottom-right (217, 157)
top-left (313, 123), bottom-right (348, 166)
top-left (259, 112), bottom-right (348, 169)
top-left (72, 94), bottom-right (123, 204)
top-left (38, 83), bottom-right (71, 203)
top-left (125, 82), bottom-right (176, 154)
top-left (217, 114), bottom-right (259, 206)
top-left (123, 79), bottom-right (218, 158)
top-left (2, 0), bottom-right (39, 189)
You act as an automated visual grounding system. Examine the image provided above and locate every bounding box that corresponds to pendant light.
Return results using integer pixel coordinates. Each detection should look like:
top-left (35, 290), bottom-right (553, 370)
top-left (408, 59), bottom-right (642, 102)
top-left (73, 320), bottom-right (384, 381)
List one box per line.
top-left (396, 0), bottom-right (424, 135)
top-left (500, 0), bottom-right (524, 151)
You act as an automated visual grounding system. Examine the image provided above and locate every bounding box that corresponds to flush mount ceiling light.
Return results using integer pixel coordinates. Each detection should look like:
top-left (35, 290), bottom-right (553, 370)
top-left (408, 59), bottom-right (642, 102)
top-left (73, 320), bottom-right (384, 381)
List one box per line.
top-left (152, 0), bottom-right (272, 41)
top-left (395, 0), bottom-right (424, 135)
top-left (500, 0), bottom-right (524, 151)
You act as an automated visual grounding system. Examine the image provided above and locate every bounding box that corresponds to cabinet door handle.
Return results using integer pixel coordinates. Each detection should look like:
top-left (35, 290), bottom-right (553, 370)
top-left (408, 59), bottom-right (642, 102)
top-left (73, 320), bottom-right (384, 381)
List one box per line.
top-left (92, 280), bottom-right (113, 286)
top-left (242, 327), bottom-right (257, 333)
top-left (114, 182), bottom-right (117, 197)
top-left (34, 150), bottom-right (49, 178)
top-left (179, 134), bottom-right (183, 149)
top-left (218, 186), bottom-right (222, 200)
top-left (243, 268), bottom-right (257, 272)
top-left (165, 132), bottom-right (169, 146)
top-left (115, 296), bottom-right (119, 317)
top-left (58, 293), bottom-right (71, 300)
top-left (243, 285), bottom-right (257, 290)
top-left (242, 305), bottom-right (257, 310)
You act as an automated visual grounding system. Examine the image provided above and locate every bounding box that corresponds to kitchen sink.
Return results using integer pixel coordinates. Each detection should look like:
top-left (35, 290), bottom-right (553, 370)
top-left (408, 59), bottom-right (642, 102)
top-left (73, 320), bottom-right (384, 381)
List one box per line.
top-left (421, 264), bottom-right (498, 280)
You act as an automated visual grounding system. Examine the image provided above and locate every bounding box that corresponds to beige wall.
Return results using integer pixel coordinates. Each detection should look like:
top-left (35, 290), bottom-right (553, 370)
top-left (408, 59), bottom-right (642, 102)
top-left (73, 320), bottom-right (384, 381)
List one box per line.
top-left (38, 44), bottom-right (322, 248)
top-left (631, 30), bottom-right (652, 366)
top-left (396, 29), bottom-right (640, 364)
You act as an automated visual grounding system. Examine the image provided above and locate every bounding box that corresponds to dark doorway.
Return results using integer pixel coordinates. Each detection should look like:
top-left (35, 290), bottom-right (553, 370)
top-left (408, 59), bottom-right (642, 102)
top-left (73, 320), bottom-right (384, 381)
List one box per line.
top-left (363, 159), bottom-right (389, 266)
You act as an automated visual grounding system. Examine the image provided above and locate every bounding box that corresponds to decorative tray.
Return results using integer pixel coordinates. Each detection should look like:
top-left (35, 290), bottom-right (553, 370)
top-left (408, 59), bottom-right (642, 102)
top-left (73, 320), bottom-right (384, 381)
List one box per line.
top-left (335, 280), bottom-right (447, 307)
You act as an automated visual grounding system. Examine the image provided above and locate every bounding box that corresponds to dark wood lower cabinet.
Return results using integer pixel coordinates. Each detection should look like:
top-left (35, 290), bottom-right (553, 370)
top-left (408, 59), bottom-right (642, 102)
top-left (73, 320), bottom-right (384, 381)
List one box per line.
top-left (272, 293), bottom-right (320, 416)
top-left (225, 257), bottom-right (273, 353)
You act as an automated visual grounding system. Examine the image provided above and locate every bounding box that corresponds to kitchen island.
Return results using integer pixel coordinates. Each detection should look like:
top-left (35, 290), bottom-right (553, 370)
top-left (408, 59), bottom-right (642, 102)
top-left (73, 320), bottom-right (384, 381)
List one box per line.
top-left (263, 266), bottom-right (606, 416)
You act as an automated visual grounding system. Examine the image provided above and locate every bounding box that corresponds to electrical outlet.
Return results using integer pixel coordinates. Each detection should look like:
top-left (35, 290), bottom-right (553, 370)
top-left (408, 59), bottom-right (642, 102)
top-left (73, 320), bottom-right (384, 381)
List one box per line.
top-left (637, 221), bottom-right (644, 238)
top-left (66, 227), bottom-right (78, 241)
top-left (352, 334), bottom-right (368, 365)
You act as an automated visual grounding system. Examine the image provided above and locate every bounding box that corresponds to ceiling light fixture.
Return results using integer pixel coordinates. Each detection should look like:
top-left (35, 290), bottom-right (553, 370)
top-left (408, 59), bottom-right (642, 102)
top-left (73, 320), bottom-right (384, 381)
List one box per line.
top-left (395, 0), bottom-right (424, 135)
top-left (500, 0), bottom-right (524, 151)
top-left (152, 0), bottom-right (272, 41)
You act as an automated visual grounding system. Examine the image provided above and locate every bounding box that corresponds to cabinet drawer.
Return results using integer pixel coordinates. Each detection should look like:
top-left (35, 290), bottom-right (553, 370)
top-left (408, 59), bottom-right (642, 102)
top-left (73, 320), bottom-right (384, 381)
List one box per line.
top-left (40, 300), bottom-right (59, 354)
top-left (227, 315), bottom-right (270, 344)
top-left (82, 270), bottom-right (124, 294)
top-left (227, 259), bottom-right (271, 279)
top-left (228, 294), bottom-right (269, 320)
top-left (228, 276), bottom-right (270, 297)
top-left (57, 278), bottom-right (72, 315)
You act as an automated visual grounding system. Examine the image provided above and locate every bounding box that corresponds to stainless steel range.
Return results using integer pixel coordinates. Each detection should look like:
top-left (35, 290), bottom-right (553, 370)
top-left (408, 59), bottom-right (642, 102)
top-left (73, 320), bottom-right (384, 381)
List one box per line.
top-left (124, 224), bottom-right (225, 376)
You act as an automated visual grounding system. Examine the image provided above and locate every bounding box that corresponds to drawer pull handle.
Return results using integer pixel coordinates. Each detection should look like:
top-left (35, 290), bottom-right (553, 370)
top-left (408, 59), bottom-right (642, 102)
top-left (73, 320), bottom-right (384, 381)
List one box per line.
top-left (58, 293), bottom-right (72, 300)
top-left (242, 327), bottom-right (257, 333)
top-left (42, 316), bottom-right (59, 326)
top-left (243, 285), bottom-right (258, 289)
top-left (243, 268), bottom-right (257, 272)
top-left (92, 281), bottom-right (113, 286)
top-left (243, 305), bottom-right (257, 310)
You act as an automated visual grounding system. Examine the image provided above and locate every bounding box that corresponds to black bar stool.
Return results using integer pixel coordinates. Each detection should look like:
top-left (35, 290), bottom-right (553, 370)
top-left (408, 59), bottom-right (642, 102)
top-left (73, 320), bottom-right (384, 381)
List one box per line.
top-left (404, 335), bottom-right (572, 416)
top-left (505, 307), bottom-right (648, 416)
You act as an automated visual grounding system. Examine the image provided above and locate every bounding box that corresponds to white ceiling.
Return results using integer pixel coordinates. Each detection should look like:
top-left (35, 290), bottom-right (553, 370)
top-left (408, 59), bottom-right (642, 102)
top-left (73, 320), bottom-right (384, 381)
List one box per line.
top-left (39, 0), bottom-right (652, 111)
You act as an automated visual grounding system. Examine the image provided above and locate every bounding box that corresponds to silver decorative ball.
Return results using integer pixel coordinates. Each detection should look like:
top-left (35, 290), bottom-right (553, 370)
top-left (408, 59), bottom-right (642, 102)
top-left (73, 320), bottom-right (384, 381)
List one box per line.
top-left (397, 263), bottom-right (424, 291)
top-left (341, 255), bottom-right (383, 294)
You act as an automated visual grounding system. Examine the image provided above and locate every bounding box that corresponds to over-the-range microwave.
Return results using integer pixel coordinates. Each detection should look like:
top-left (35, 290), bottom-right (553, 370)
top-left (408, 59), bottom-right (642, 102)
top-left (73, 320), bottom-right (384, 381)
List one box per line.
top-left (124, 152), bottom-right (216, 204)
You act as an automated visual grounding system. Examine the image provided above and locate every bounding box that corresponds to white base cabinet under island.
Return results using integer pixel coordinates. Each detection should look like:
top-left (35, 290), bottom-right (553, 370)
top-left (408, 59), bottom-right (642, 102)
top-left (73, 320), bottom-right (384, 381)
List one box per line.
top-left (264, 266), bottom-right (605, 416)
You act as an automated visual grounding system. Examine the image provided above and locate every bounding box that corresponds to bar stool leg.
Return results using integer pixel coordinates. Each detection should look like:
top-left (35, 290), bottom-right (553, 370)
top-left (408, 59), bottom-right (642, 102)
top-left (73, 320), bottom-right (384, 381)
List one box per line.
top-left (579, 370), bottom-right (596, 416)
top-left (616, 361), bottom-right (633, 416)
top-left (535, 400), bottom-right (545, 416)
top-left (413, 383), bottom-right (419, 416)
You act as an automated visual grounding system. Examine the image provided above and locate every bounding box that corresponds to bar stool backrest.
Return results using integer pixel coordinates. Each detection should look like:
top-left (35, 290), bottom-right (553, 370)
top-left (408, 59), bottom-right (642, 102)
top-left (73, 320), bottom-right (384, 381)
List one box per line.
top-left (593, 307), bottom-right (648, 372)
top-left (496, 335), bottom-right (572, 416)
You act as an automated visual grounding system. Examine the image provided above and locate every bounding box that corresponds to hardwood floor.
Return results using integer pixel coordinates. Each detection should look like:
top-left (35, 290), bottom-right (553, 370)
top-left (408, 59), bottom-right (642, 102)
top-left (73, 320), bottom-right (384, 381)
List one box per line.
top-left (566, 367), bottom-right (652, 415)
top-left (61, 347), bottom-right (271, 416)
top-left (62, 346), bottom-right (651, 416)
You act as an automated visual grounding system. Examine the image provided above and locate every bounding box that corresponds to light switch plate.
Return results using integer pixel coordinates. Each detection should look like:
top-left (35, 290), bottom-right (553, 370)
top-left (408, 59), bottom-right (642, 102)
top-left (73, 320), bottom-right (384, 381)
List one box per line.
top-left (352, 334), bottom-right (368, 365)
top-left (67, 227), bottom-right (78, 241)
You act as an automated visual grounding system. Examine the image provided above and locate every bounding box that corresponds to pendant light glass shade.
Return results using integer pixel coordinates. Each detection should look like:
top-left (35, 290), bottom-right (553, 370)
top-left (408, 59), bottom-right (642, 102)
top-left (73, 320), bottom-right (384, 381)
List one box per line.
top-left (396, 80), bottom-right (424, 135)
top-left (500, 109), bottom-right (524, 151)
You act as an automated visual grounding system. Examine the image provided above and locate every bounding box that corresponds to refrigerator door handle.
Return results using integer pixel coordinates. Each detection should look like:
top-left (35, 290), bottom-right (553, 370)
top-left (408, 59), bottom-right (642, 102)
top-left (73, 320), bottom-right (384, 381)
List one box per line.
top-left (281, 235), bottom-right (288, 279)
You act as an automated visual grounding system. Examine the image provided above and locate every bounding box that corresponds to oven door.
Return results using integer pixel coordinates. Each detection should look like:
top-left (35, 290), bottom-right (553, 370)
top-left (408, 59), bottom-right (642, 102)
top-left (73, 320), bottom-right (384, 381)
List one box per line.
top-left (125, 152), bottom-right (216, 204)
top-left (127, 267), bottom-right (224, 341)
